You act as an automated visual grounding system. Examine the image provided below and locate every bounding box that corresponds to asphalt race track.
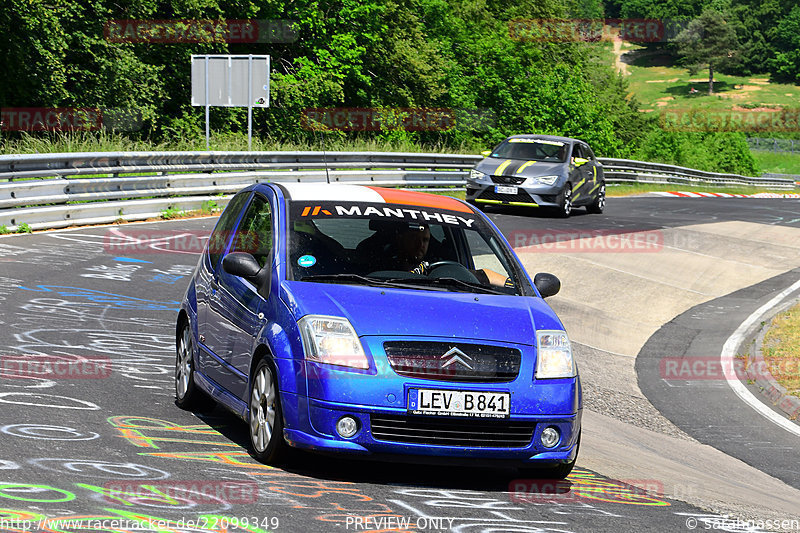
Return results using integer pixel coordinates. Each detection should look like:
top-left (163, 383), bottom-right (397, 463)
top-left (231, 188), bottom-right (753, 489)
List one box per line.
top-left (0, 196), bottom-right (799, 533)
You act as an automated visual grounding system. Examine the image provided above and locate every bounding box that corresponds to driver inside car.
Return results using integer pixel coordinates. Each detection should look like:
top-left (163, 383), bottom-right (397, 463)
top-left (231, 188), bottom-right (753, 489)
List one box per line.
top-left (392, 223), bottom-right (513, 288)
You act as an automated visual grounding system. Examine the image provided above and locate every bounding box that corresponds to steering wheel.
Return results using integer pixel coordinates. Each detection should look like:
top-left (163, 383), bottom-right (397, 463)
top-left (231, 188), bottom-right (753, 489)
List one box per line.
top-left (426, 261), bottom-right (480, 284)
top-left (427, 260), bottom-right (463, 270)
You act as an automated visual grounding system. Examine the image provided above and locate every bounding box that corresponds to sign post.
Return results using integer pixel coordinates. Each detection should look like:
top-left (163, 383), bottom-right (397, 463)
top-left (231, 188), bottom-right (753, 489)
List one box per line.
top-left (191, 54), bottom-right (270, 150)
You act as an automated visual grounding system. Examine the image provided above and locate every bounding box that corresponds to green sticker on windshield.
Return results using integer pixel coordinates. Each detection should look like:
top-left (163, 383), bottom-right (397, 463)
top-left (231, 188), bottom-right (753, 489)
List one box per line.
top-left (297, 255), bottom-right (316, 267)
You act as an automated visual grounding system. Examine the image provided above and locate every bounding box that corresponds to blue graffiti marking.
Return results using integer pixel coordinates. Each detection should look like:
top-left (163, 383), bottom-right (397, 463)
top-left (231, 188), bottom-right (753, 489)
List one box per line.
top-left (19, 285), bottom-right (180, 311)
top-left (113, 257), bottom-right (153, 264)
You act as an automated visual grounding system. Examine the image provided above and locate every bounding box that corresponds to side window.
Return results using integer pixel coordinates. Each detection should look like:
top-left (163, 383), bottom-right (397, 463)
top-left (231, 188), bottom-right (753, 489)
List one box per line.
top-left (572, 144), bottom-right (584, 159)
top-left (208, 193), bottom-right (250, 270)
top-left (231, 195), bottom-right (272, 268)
top-left (464, 229), bottom-right (508, 278)
top-left (585, 144), bottom-right (596, 160)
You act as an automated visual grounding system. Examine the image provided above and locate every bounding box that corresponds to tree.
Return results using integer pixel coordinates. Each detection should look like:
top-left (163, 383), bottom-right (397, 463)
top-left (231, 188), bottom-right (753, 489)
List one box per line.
top-left (675, 8), bottom-right (741, 95)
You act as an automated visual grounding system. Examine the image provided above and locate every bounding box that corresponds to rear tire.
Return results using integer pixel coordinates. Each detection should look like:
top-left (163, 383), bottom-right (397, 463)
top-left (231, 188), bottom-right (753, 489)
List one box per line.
top-left (586, 183), bottom-right (605, 214)
top-left (249, 358), bottom-right (286, 464)
top-left (175, 320), bottom-right (215, 411)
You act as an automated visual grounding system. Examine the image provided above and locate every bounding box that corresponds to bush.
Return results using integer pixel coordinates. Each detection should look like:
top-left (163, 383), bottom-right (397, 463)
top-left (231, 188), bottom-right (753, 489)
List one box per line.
top-left (635, 129), bottom-right (759, 175)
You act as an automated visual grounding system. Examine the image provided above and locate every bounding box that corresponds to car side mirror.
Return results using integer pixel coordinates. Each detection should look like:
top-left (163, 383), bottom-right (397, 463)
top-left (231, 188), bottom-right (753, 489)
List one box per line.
top-left (572, 157), bottom-right (589, 167)
top-left (534, 272), bottom-right (561, 298)
top-left (481, 150), bottom-right (491, 157)
top-left (223, 252), bottom-right (262, 279)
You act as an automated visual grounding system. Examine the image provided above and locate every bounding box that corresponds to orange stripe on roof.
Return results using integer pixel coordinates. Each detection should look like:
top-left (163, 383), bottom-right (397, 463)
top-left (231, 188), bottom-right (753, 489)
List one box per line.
top-left (367, 186), bottom-right (474, 213)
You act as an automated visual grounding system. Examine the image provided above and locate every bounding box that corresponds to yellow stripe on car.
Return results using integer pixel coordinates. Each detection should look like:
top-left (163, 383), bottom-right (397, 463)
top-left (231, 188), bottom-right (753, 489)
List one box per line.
top-left (494, 160), bottom-right (513, 176)
top-left (517, 160), bottom-right (536, 174)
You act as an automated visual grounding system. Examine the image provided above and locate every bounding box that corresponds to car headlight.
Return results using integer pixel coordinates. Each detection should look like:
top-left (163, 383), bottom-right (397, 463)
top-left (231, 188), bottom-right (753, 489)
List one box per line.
top-left (298, 315), bottom-right (369, 369)
top-left (532, 175), bottom-right (559, 186)
top-left (469, 169), bottom-right (487, 181)
top-left (535, 331), bottom-right (575, 379)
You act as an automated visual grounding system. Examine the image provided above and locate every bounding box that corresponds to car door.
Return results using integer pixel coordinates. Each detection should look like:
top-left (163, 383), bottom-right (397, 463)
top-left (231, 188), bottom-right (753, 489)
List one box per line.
top-left (571, 143), bottom-right (593, 204)
top-left (584, 144), bottom-right (603, 197)
top-left (195, 191), bottom-right (251, 383)
top-left (206, 192), bottom-right (275, 400)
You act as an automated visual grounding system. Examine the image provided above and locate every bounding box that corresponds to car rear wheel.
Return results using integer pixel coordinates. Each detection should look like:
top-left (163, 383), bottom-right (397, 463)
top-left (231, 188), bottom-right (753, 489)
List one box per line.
top-left (557, 185), bottom-right (573, 218)
top-left (249, 358), bottom-right (286, 464)
top-left (175, 321), bottom-right (214, 410)
top-left (586, 184), bottom-right (605, 214)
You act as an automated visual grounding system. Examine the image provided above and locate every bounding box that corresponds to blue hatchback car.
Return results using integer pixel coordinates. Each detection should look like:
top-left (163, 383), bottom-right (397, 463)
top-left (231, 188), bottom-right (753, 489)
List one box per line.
top-left (175, 183), bottom-right (581, 477)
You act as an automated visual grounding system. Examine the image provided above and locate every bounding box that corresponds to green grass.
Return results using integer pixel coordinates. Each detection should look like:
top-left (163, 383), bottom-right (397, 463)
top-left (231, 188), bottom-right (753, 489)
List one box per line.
top-left (618, 42), bottom-right (800, 114)
top-left (752, 151), bottom-right (800, 176)
top-left (607, 182), bottom-right (796, 196)
top-left (761, 303), bottom-right (800, 400)
top-left (0, 131), bottom-right (486, 156)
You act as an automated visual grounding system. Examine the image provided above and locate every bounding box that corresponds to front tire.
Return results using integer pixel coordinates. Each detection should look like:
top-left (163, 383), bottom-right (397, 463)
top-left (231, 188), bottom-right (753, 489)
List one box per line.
top-left (586, 183), bottom-right (605, 214)
top-left (557, 185), bottom-right (573, 218)
top-left (249, 358), bottom-right (286, 464)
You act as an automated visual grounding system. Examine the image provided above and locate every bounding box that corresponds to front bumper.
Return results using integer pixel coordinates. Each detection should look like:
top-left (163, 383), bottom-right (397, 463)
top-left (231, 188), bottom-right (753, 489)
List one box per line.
top-left (466, 182), bottom-right (562, 208)
top-left (274, 344), bottom-right (582, 466)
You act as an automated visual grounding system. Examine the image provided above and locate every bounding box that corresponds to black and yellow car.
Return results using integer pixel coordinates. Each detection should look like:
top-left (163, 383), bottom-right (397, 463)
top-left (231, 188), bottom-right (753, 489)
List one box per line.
top-left (466, 134), bottom-right (605, 217)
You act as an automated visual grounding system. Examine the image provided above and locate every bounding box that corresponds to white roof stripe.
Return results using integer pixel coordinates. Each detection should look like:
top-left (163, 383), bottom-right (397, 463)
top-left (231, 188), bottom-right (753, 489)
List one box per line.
top-left (280, 183), bottom-right (385, 203)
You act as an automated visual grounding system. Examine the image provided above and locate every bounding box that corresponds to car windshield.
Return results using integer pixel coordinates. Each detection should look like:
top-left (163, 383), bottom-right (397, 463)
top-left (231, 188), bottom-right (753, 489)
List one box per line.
top-left (286, 200), bottom-right (528, 296)
top-left (489, 139), bottom-right (568, 162)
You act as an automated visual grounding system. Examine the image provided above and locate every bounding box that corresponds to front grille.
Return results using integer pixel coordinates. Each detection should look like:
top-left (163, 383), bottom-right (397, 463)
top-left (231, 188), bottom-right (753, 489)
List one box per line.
top-left (371, 414), bottom-right (535, 447)
top-left (384, 341), bottom-right (521, 382)
top-left (477, 188), bottom-right (535, 204)
top-left (490, 175), bottom-right (526, 185)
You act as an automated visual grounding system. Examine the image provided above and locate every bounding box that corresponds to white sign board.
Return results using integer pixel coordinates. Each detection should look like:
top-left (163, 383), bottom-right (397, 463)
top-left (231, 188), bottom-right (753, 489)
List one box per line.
top-left (191, 55), bottom-right (270, 107)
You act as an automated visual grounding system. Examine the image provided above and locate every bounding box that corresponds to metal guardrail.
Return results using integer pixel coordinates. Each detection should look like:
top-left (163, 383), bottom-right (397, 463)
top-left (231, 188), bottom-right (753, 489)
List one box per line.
top-left (599, 158), bottom-right (797, 188)
top-left (0, 151), bottom-right (795, 231)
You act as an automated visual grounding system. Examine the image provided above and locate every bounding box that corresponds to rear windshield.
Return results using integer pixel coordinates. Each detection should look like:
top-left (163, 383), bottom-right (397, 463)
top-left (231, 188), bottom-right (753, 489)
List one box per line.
top-left (286, 200), bottom-right (532, 296)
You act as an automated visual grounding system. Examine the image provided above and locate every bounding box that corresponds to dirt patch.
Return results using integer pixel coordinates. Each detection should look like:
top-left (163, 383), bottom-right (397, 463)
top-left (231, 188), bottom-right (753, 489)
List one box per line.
top-left (645, 78), bottom-right (680, 83)
top-left (731, 105), bottom-right (782, 112)
top-left (748, 78), bottom-right (770, 85)
top-left (612, 38), bottom-right (629, 76)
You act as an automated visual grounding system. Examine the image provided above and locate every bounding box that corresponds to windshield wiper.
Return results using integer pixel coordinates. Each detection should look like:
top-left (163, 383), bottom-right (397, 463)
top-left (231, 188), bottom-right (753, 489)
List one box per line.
top-left (299, 274), bottom-right (447, 291)
top-left (381, 276), bottom-right (507, 295)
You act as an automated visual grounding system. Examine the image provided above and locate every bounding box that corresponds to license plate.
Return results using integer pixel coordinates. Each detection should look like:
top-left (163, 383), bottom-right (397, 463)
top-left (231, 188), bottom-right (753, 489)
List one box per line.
top-left (495, 185), bottom-right (518, 195)
top-left (408, 388), bottom-right (510, 418)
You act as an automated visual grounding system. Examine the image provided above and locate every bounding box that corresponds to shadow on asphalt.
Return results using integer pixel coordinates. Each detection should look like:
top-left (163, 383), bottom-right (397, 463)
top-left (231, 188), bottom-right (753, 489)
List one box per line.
top-left (188, 405), bottom-right (572, 494)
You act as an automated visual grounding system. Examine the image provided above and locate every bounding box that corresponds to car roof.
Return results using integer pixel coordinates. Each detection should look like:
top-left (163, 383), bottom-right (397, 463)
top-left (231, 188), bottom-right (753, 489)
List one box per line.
top-left (505, 134), bottom-right (581, 145)
top-left (277, 183), bottom-right (475, 213)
